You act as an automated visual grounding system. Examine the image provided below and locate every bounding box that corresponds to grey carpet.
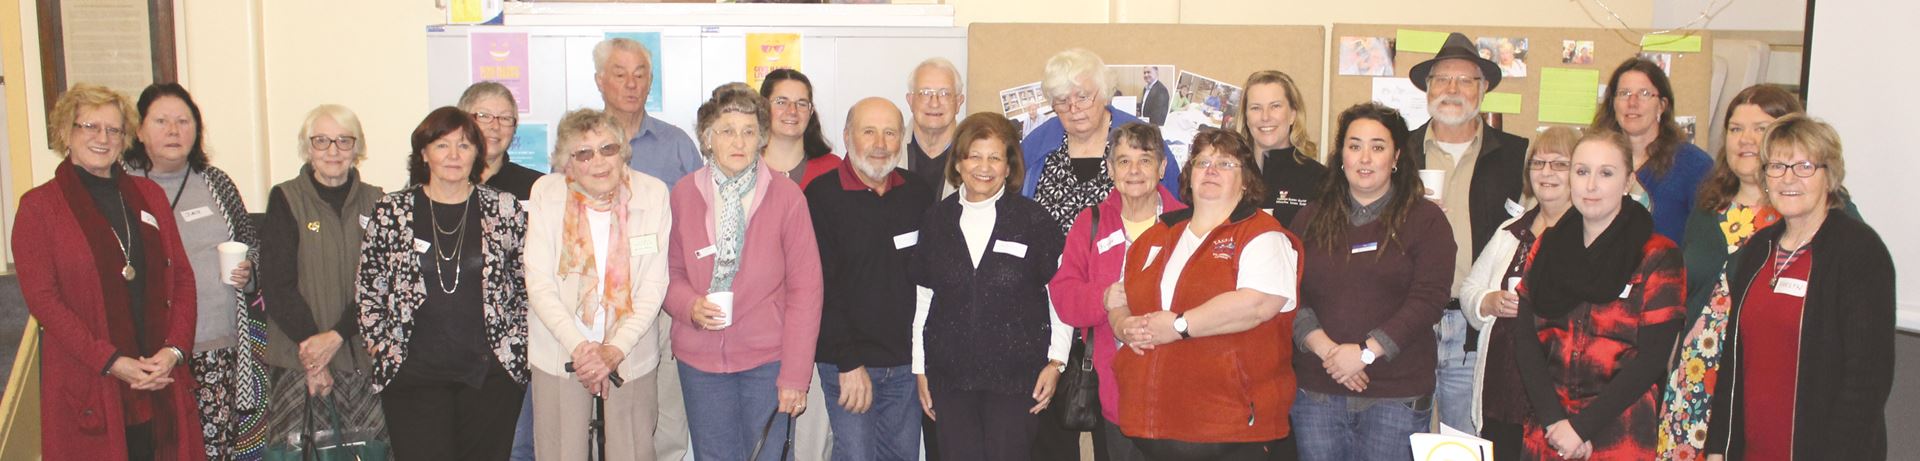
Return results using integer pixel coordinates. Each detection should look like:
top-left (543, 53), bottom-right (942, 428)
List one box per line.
top-left (0, 275), bottom-right (26, 392)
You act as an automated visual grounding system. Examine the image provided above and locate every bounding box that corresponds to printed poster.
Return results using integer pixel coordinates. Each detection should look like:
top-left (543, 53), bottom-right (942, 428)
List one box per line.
top-left (604, 32), bottom-right (665, 113)
top-left (509, 123), bottom-right (551, 174)
top-left (471, 32), bottom-right (530, 114)
top-left (747, 33), bottom-right (802, 90)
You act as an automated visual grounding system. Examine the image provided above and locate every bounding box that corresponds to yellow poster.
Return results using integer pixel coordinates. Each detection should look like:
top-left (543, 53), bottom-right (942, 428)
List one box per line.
top-left (746, 33), bottom-right (802, 90)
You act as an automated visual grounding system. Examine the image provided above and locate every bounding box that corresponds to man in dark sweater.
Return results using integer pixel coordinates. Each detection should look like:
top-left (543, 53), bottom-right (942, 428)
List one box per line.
top-left (805, 98), bottom-right (936, 459)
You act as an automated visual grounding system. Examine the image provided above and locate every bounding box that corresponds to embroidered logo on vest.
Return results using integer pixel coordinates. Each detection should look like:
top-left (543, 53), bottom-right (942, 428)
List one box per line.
top-left (1209, 237), bottom-right (1237, 260)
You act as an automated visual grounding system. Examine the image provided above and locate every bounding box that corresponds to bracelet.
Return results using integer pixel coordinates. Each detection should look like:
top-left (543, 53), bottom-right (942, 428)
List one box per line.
top-left (168, 346), bottom-right (186, 362)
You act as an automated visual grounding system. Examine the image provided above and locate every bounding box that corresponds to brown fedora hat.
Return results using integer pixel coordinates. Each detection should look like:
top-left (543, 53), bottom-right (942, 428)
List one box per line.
top-left (1409, 32), bottom-right (1503, 92)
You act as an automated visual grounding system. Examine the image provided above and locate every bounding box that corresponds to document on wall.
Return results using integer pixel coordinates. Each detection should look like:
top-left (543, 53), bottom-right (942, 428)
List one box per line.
top-left (60, 0), bottom-right (154, 97)
top-left (1538, 67), bottom-right (1601, 125)
top-left (471, 33), bottom-right (531, 113)
top-left (746, 33), bottom-right (803, 91)
top-left (1370, 77), bottom-right (1430, 129)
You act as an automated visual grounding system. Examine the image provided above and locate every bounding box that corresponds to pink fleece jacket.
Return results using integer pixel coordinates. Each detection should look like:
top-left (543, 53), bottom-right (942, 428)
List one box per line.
top-left (1047, 186), bottom-right (1185, 421)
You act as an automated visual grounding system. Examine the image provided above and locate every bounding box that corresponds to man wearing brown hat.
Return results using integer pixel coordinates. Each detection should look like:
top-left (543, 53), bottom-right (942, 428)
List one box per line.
top-left (1407, 31), bottom-right (1530, 453)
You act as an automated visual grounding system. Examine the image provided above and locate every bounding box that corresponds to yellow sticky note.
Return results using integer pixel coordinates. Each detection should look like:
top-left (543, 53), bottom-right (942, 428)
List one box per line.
top-left (450, 0), bottom-right (483, 23)
top-left (1641, 34), bottom-right (1703, 53)
top-left (1538, 68), bottom-right (1601, 124)
top-left (1396, 29), bottom-right (1450, 54)
top-left (1482, 92), bottom-right (1523, 114)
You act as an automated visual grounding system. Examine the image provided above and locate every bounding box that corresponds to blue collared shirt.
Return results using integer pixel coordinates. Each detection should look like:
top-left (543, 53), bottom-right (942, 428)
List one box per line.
top-left (625, 115), bottom-right (704, 188)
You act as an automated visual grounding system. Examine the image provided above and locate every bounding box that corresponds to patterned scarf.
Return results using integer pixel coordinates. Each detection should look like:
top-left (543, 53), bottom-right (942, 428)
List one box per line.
top-left (558, 176), bottom-right (633, 326)
top-left (709, 161), bottom-right (759, 292)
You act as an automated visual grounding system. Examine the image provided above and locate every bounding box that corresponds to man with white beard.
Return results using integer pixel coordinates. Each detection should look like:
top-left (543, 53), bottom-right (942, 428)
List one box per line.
top-left (1405, 32), bottom-right (1530, 441)
top-left (803, 98), bottom-right (938, 459)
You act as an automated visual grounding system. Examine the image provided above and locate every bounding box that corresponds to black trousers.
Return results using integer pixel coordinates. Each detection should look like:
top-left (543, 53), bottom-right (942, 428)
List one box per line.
top-left (930, 387), bottom-right (1039, 460)
top-left (380, 365), bottom-right (525, 461)
top-left (1483, 418), bottom-right (1523, 461)
top-left (1094, 413), bottom-right (1149, 461)
top-left (1031, 396), bottom-right (1082, 461)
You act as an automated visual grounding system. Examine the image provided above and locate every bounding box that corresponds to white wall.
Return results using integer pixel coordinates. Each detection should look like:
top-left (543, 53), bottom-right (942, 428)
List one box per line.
top-left (1654, 0), bottom-right (1805, 31)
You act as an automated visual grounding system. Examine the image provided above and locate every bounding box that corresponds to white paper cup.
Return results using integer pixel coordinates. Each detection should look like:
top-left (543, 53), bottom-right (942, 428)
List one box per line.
top-left (1418, 169), bottom-right (1446, 200)
top-left (217, 242), bottom-right (249, 286)
top-left (707, 292), bottom-right (735, 328)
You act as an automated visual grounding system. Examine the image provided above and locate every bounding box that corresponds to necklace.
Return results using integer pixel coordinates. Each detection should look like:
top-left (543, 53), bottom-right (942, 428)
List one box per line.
top-left (1770, 234), bottom-right (1813, 288)
top-left (111, 200), bottom-right (137, 281)
top-left (427, 191), bottom-right (471, 294)
top-left (432, 187), bottom-right (471, 236)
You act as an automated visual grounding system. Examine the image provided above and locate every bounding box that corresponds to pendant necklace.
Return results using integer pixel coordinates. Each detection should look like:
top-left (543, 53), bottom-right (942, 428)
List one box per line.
top-left (112, 202), bottom-right (136, 281)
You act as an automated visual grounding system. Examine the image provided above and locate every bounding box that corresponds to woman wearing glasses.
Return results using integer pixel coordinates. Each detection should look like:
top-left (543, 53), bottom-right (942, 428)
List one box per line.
top-left (1590, 58), bottom-right (1713, 242)
top-left (459, 82), bottom-right (544, 201)
top-left (260, 104), bottom-right (391, 456)
top-left (1019, 48), bottom-right (1183, 235)
top-left (1704, 115), bottom-right (1894, 461)
top-left (17, 83), bottom-right (205, 460)
top-left (760, 68), bottom-right (842, 187)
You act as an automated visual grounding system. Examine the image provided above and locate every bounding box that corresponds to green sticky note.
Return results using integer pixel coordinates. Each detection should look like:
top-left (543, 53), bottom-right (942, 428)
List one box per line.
top-left (1396, 29), bottom-right (1450, 54)
top-left (1641, 34), bottom-right (1703, 53)
top-left (1482, 92), bottom-right (1523, 114)
top-left (1538, 67), bottom-right (1601, 124)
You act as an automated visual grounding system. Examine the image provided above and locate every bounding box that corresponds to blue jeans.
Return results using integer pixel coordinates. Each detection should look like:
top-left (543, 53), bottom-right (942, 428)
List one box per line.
top-left (1435, 308), bottom-right (1477, 435)
top-left (1290, 388), bottom-right (1432, 461)
top-left (510, 391), bottom-right (535, 460)
top-left (816, 363), bottom-right (921, 460)
top-left (679, 361), bottom-right (792, 461)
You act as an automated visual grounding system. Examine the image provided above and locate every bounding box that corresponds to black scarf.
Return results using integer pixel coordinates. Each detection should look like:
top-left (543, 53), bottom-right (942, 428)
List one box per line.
top-left (1524, 198), bottom-right (1654, 318)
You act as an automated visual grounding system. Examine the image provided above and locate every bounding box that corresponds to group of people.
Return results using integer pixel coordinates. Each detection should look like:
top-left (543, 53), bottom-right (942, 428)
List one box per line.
top-left (16, 31), bottom-right (1893, 461)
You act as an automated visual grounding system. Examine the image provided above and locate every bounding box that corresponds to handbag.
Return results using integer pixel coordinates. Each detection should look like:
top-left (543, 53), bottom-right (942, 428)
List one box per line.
top-left (1055, 204), bottom-right (1104, 431)
top-left (264, 385), bottom-right (390, 461)
top-left (749, 409), bottom-right (795, 460)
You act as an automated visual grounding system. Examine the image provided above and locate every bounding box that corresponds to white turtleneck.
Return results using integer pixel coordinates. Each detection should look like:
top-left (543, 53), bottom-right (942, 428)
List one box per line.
top-left (958, 187), bottom-right (1003, 267)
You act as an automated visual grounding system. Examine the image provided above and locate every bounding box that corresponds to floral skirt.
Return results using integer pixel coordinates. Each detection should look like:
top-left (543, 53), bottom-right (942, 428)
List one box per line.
top-left (1657, 308), bottom-right (1728, 460)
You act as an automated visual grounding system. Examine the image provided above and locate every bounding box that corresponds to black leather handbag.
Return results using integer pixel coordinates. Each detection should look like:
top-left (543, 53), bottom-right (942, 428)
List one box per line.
top-left (1056, 205), bottom-right (1103, 431)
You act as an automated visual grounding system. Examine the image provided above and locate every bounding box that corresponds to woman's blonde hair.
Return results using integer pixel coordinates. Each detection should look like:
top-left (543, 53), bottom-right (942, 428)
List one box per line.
top-left (1523, 126), bottom-right (1581, 198)
top-left (47, 83), bottom-right (138, 156)
top-left (551, 108), bottom-right (631, 171)
top-left (298, 104), bottom-right (367, 162)
top-left (1041, 48), bottom-right (1113, 101)
top-left (1234, 70), bottom-right (1318, 164)
top-left (1761, 113), bottom-right (1849, 208)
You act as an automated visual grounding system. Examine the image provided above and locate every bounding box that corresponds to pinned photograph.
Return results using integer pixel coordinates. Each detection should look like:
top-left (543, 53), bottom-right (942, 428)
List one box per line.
top-left (1676, 115), bottom-right (1698, 143)
top-left (1562, 40), bottom-right (1596, 65)
top-left (999, 82), bottom-right (1054, 138)
top-left (1477, 37), bottom-right (1529, 78)
top-left (1338, 36), bottom-right (1397, 77)
top-left (1639, 52), bottom-right (1673, 76)
top-left (1165, 71), bottom-right (1244, 165)
top-left (1108, 65), bottom-right (1178, 126)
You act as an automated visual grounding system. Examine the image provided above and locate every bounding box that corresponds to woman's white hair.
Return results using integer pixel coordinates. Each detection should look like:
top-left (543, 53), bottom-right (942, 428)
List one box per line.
top-left (1041, 48), bottom-right (1113, 101)
top-left (298, 104), bottom-right (366, 162)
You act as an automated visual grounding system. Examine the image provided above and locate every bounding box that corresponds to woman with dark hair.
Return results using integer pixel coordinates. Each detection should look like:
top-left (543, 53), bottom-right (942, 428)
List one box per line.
top-left (1705, 115), bottom-right (1894, 461)
top-left (1236, 70), bottom-right (1326, 227)
top-left (1514, 130), bottom-right (1683, 460)
top-left (122, 82), bottom-right (266, 460)
top-left (761, 68), bottom-right (842, 187)
top-left (1290, 102), bottom-right (1454, 461)
top-left (17, 82), bottom-right (205, 460)
top-left (356, 106), bottom-right (529, 459)
top-left (1590, 57), bottom-right (1713, 242)
top-left (913, 112), bottom-right (1067, 460)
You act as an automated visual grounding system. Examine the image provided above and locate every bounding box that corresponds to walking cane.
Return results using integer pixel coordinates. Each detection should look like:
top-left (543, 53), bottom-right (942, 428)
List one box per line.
top-left (567, 362), bottom-right (625, 461)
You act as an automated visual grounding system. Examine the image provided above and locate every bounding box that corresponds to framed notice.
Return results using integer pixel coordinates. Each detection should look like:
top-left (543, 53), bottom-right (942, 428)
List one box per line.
top-left (36, 0), bottom-right (178, 111)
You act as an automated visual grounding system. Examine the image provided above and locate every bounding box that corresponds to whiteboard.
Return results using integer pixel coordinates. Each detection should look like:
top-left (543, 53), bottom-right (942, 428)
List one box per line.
top-left (427, 25), bottom-right (967, 167)
top-left (1807, 0), bottom-right (1919, 332)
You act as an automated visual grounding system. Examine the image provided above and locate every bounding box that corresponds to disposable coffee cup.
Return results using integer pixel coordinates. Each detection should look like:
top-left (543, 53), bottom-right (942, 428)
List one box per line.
top-left (707, 292), bottom-right (735, 328)
top-left (217, 242), bottom-right (249, 286)
top-left (1418, 169), bottom-right (1446, 200)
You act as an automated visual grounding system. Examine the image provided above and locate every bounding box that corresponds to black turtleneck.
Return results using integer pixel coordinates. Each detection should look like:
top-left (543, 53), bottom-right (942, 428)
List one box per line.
top-left (77, 166), bottom-right (149, 352)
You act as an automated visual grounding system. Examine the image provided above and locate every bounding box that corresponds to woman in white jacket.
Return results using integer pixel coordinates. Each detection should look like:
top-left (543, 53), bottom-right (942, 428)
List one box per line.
top-left (1457, 127), bottom-right (1577, 461)
top-left (524, 108), bottom-right (675, 460)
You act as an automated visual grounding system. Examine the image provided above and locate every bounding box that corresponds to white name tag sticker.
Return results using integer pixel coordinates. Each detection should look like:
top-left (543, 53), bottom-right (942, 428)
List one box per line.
top-left (633, 234), bottom-right (659, 255)
top-left (179, 206), bottom-right (215, 222)
top-left (412, 238), bottom-right (432, 253)
top-left (992, 240), bottom-right (1028, 258)
top-left (1506, 276), bottom-right (1523, 291)
top-left (694, 245), bottom-right (717, 259)
top-left (1096, 230), bottom-right (1127, 253)
top-left (893, 231), bottom-right (919, 250)
top-left (359, 215), bottom-right (371, 229)
top-left (1773, 278), bottom-right (1808, 297)
top-left (1351, 241), bottom-right (1380, 254)
top-left (1619, 284), bottom-right (1633, 299)
top-left (1505, 199), bottom-right (1525, 218)
top-left (139, 210), bottom-right (160, 229)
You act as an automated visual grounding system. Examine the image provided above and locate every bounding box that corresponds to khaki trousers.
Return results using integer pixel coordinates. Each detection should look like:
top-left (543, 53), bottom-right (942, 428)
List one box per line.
top-left (534, 368), bottom-right (660, 461)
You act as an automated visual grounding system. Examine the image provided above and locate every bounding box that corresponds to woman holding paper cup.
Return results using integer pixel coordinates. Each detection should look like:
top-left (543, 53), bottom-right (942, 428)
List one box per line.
top-left (121, 82), bottom-right (265, 460)
top-left (15, 82), bottom-right (206, 460)
top-left (260, 104), bottom-right (391, 454)
top-left (1590, 57), bottom-right (1713, 242)
top-left (1512, 130), bottom-right (1683, 460)
top-left (524, 108), bottom-right (674, 459)
top-left (663, 83), bottom-right (822, 461)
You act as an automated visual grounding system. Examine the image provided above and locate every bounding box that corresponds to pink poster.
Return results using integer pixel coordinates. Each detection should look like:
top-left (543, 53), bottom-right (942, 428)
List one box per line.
top-left (471, 32), bottom-right (530, 113)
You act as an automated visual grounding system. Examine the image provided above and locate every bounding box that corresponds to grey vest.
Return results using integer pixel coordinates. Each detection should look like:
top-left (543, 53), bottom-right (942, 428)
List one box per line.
top-left (265, 172), bottom-right (383, 371)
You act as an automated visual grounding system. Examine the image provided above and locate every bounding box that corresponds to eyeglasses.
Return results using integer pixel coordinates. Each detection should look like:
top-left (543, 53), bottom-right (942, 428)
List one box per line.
top-left (1426, 75), bottom-right (1484, 90)
top-left (709, 126), bottom-right (761, 141)
top-left (309, 136), bottom-right (359, 151)
top-left (147, 117), bottom-right (195, 130)
top-left (911, 88), bottom-right (955, 100)
top-left (1528, 159), bottom-right (1571, 171)
top-left (472, 112), bottom-right (517, 127)
top-left (1614, 89), bottom-right (1660, 101)
top-left (72, 122), bottom-right (126, 139)
top-left (1050, 90), bottom-right (1098, 113)
top-left (771, 97), bottom-right (813, 113)
top-left (1764, 161), bottom-right (1827, 178)
top-left (1193, 159), bottom-right (1241, 172)
top-left (570, 143), bottom-right (622, 162)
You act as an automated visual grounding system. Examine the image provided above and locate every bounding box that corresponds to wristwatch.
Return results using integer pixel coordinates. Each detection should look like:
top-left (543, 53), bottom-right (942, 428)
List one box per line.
top-left (1359, 348), bottom-right (1377, 365)
top-left (1172, 314), bottom-right (1191, 339)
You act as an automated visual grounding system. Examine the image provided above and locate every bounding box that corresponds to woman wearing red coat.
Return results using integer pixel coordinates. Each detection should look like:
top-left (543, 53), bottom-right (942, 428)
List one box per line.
top-left (15, 83), bottom-right (205, 460)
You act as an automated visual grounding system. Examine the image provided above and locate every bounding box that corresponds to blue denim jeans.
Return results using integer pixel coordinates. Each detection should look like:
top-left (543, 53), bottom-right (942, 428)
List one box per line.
top-left (1290, 388), bottom-right (1432, 461)
top-left (816, 363), bottom-right (921, 460)
top-left (510, 391), bottom-right (535, 461)
top-left (1435, 308), bottom-right (1477, 435)
top-left (679, 361), bottom-right (792, 461)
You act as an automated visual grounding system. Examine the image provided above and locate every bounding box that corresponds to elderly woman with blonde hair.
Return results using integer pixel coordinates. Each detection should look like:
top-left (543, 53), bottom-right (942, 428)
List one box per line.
top-left (1019, 48), bottom-right (1183, 235)
top-left (523, 107), bottom-right (674, 460)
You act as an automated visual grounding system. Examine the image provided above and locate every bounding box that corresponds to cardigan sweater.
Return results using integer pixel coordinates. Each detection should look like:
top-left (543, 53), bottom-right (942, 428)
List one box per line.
top-left (806, 162), bottom-right (934, 371)
top-left (1290, 199), bottom-right (1455, 398)
top-left (1705, 211), bottom-right (1895, 460)
top-left (524, 169), bottom-right (672, 379)
top-left (1048, 185), bottom-right (1185, 422)
top-left (1018, 105), bottom-right (1181, 201)
top-left (662, 163), bottom-right (824, 392)
top-left (911, 192), bottom-right (1064, 396)
top-left (1679, 200), bottom-right (1861, 323)
top-left (1637, 142), bottom-right (1713, 243)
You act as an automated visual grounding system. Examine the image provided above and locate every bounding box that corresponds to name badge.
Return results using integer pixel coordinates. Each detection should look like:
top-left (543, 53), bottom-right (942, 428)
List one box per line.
top-left (1505, 276), bottom-right (1523, 291)
top-left (139, 210), bottom-right (160, 229)
top-left (1773, 278), bottom-right (1809, 297)
top-left (1351, 241), bottom-right (1380, 254)
top-left (1505, 199), bottom-right (1525, 218)
top-left (357, 214), bottom-right (370, 229)
top-left (412, 238), bottom-right (432, 253)
top-left (633, 234), bottom-right (659, 255)
top-left (894, 231), bottom-right (920, 250)
top-left (180, 206), bottom-right (215, 222)
top-left (992, 240), bottom-right (1028, 258)
top-left (1619, 284), bottom-right (1633, 299)
top-left (1096, 230), bottom-right (1127, 253)
top-left (694, 245), bottom-right (717, 259)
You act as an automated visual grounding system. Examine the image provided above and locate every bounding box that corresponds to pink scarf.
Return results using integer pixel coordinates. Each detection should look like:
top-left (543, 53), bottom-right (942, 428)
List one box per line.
top-left (558, 177), bottom-right (633, 326)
